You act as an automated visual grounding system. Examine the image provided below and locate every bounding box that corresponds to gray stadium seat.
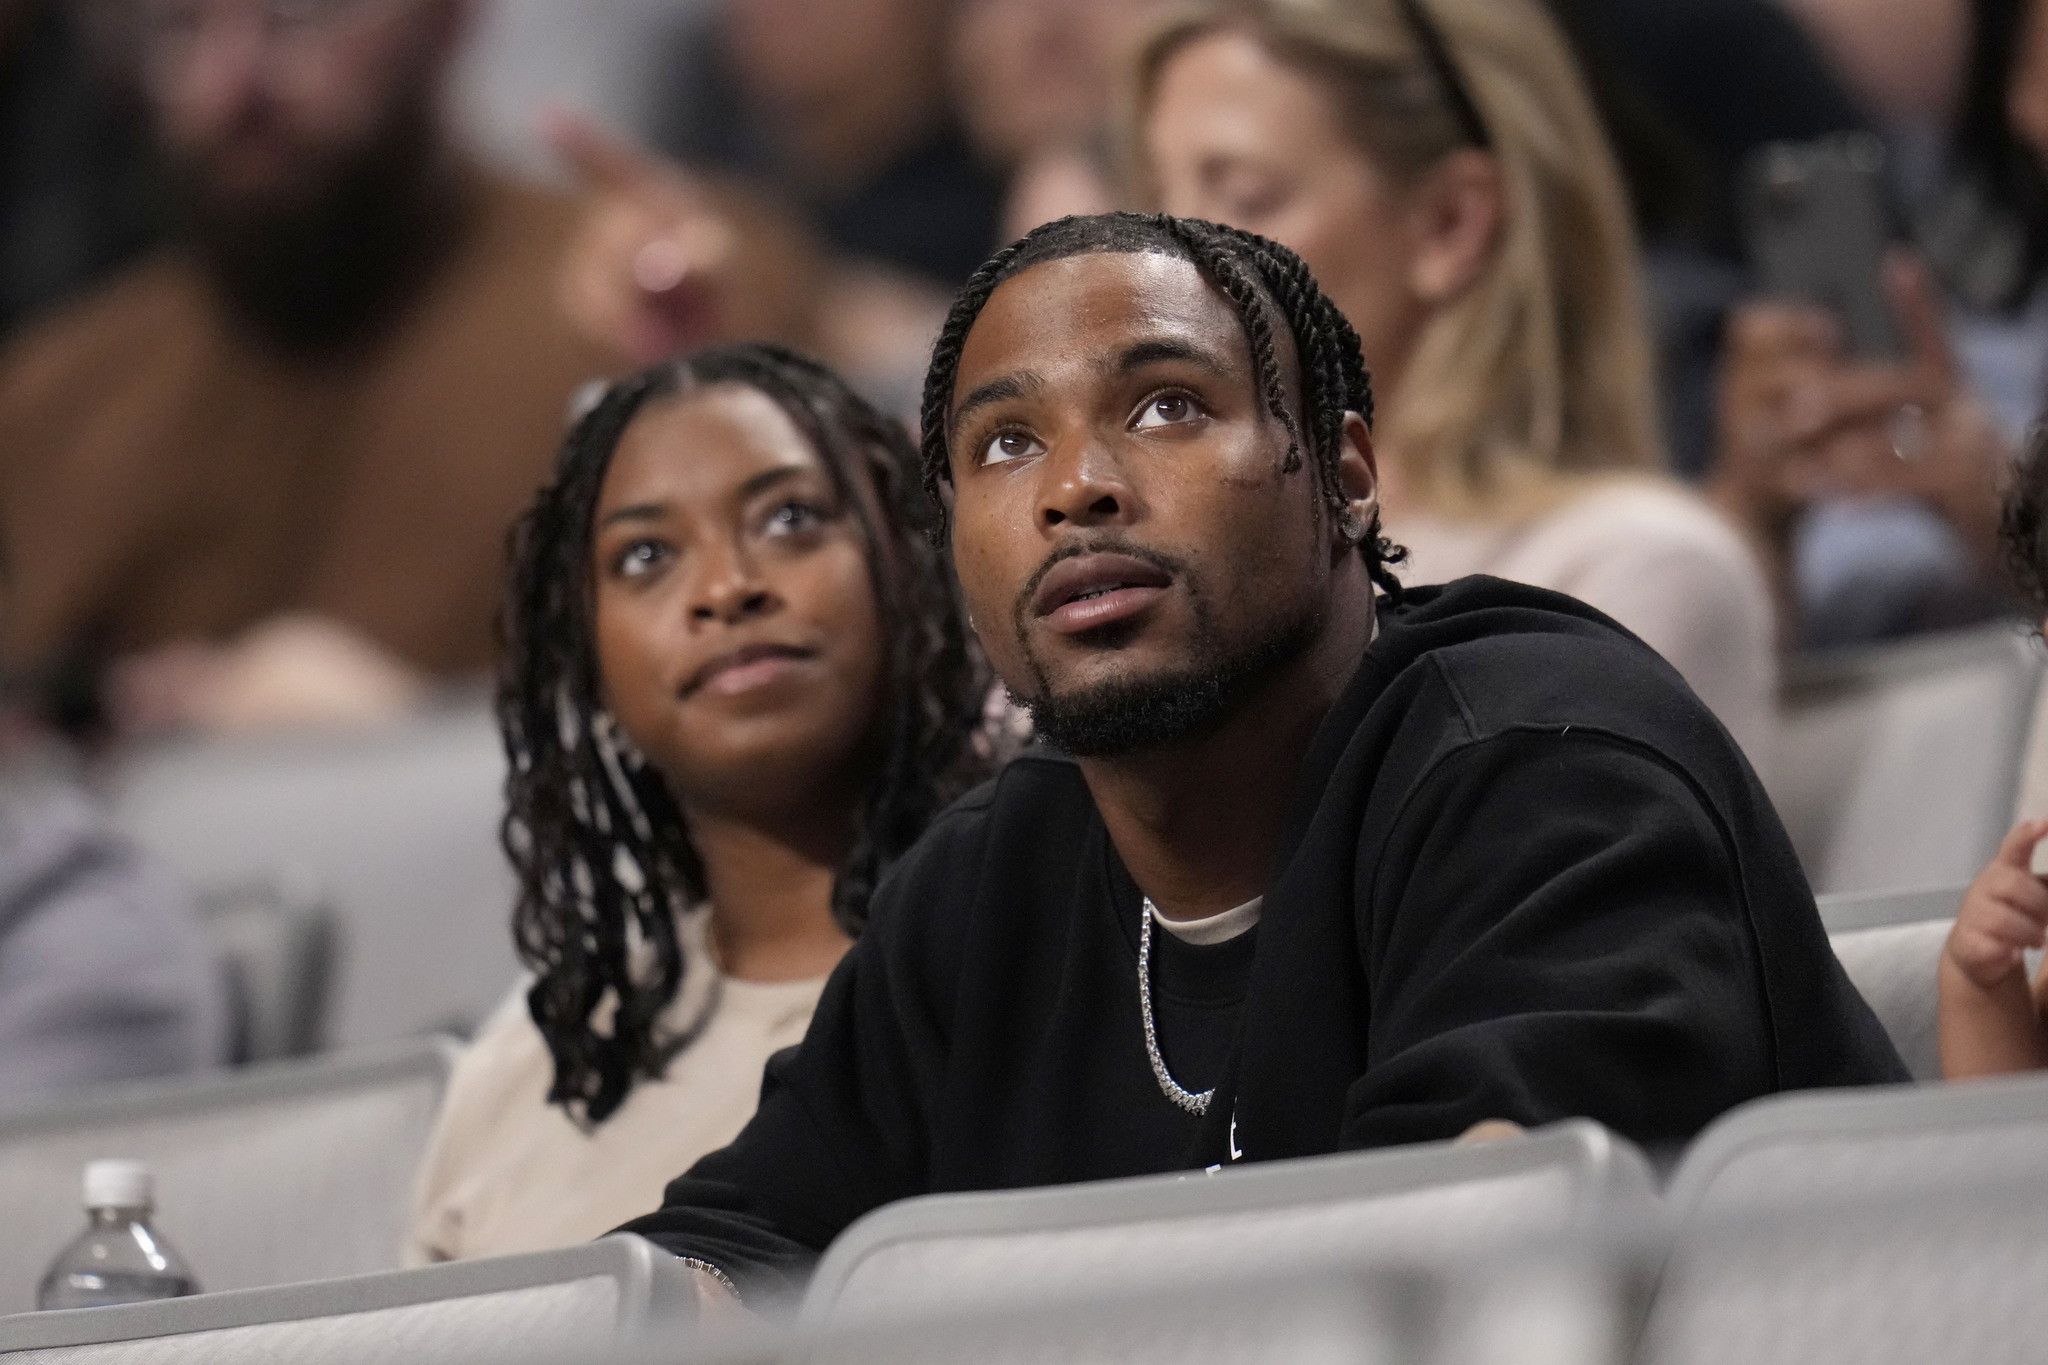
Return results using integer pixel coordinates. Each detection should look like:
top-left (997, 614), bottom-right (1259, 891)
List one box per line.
top-left (1664, 1070), bottom-right (2048, 1231)
top-left (0, 1040), bottom-right (453, 1316)
top-left (1642, 1183), bottom-right (2048, 1365)
top-left (798, 1118), bottom-right (1655, 1327)
top-left (1767, 624), bottom-right (2040, 895)
top-left (0, 1234), bottom-right (693, 1364)
top-left (198, 875), bottom-right (338, 1063)
top-left (1816, 883), bottom-right (1966, 933)
top-left (1817, 885), bottom-right (1963, 1082)
top-left (105, 697), bottom-right (518, 1048)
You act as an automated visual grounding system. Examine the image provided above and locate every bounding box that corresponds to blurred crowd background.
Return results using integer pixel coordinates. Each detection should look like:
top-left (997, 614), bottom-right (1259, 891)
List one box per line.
top-left (0, 0), bottom-right (2039, 1103)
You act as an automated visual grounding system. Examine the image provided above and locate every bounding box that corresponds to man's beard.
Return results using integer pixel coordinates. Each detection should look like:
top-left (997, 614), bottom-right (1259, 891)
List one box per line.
top-left (1008, 540), bottom-right (1323, 758)
top-left (164, 91), bottom-right (457, 356)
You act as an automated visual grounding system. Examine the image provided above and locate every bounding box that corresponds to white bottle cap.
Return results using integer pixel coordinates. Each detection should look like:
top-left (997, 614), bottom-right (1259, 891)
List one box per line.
top-left (82, 1159), bottom-right (153, 1210)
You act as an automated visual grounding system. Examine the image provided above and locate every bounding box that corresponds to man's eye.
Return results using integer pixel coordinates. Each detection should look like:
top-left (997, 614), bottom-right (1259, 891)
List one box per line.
top-left (981, 430), bottom-right (1045, 466)
top-left (1133, 394), bottom-right (1201, 429)
top-left (613, 541), bottom-right (668, 578)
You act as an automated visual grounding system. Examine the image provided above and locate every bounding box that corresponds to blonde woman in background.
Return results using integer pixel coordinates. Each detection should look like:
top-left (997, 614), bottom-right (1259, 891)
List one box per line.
top-left (1134, 0), bottom-right (1778, 765)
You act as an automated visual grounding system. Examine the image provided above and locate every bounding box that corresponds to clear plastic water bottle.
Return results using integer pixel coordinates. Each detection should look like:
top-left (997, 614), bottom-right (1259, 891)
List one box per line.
top-left (35, 1160), bottom-right (199, 1310)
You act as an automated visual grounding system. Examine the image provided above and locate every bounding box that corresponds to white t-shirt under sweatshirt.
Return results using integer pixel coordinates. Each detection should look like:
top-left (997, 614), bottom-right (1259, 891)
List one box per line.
top-left (404, 909), bottom-right (827, 1264)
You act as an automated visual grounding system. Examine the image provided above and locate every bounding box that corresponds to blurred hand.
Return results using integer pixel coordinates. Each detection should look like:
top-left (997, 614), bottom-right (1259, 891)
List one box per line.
top-left (107, 613), bottom-right (427, 739)
top-left (1944, 819), bottom-right (2048, 991)
top-left (1711, 254), bottom-right (2007, 556)
top-left (547, 109), bottom-right (820, 365)
top-left (1454, 1119), bottom-right (1526, 1144)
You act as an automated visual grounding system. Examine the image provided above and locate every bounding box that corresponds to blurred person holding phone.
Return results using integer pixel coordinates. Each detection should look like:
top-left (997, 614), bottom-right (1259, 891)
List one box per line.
top-left (1133, 0), bottom-right (1780, 766)
top-left (404, 343), bottom-right (988, 1262)
top-left (1710, 0), bottom-right (2048, 646)
top-left (0, 0), bottom-right (615, 738)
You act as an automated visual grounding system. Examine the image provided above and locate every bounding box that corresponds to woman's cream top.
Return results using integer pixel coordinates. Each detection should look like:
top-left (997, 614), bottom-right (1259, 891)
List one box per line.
top-left (404, 910), bottom-right (828, 1264)
top-left (1389, 477), bottom-right (1778, 771)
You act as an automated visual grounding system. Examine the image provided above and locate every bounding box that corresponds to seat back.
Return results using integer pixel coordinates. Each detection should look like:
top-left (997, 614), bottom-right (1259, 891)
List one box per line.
top-left (1767, 626), bottom-right (2039, 894)
top-left (1643, 1183), bottom-right (2048, 1365)
top-left (799, 1119), bottom-right (1654, 1326)
top-left (1664, 1071), bottom-right (2048, 1232)
top-left (0, 1235), bottom-right (692, 1365)
top-left (107, 700), bottom-right (517, 1047)
top-left (0, 1040), bottom-right (453, 1315)
top-left (198, 876), bottom-right (338, 1063)
top-left (1827, 918), bottom-right (1952, 1082)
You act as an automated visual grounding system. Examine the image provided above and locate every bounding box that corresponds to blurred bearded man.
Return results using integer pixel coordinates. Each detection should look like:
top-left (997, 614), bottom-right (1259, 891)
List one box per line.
top-left (0, 0), bottom-right (613, 734)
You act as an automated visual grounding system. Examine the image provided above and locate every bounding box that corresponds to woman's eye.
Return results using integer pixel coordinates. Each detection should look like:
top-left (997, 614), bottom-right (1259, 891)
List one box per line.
top-left (613, 541), bottom-right (668, 578)
top-left (1133, 394), bottom-right (1201, 430)
top-left (765, 500), bottom-right (825, 535)
top-left (981, 430), bottom-right (1045, 466)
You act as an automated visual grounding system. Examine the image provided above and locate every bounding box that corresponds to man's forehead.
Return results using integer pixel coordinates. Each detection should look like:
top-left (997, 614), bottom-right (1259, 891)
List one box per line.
top-left (951, 248), bottom-right (1298, 422)
top-left (958, 253), bottom-right (1248, 377)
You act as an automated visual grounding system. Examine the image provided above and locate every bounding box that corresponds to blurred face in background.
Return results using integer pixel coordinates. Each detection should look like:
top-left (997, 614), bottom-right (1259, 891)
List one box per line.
top-left (2011, 0), bottom-right (2048, 166)
top-left (1144, 30), bottom-right (1427, 391)
top-left (949, 0), bottom-right (1159, 166)
top-left (132, 0), bottom-right (465, 222)
top-left (722, 0), bottom-right (949, 186)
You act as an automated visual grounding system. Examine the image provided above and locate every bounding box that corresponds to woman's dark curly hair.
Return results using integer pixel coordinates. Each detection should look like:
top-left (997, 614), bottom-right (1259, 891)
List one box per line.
top-left (499, 342), bottom-right (989, 1125)
top-left (918, 212), bottom-right (1404, 599)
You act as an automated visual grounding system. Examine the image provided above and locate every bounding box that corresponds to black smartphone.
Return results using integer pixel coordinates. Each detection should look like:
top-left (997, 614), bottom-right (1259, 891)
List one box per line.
top-left (1739, 132), bottom-right (1906, 361)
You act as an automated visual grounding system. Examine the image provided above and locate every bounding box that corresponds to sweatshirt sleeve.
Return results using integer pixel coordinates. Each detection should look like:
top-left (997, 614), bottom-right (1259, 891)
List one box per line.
top-left (614, 855), bottom-right (954, 1301)
top-left (1343, 727), bottom-right (1782, 1152)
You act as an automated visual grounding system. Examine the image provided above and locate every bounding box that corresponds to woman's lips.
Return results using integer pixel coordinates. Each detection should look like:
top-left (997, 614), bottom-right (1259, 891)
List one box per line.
top-left (1031, 552), bottom-right (1174, 636)
top-left (684, 643), bottom-right (816, 697)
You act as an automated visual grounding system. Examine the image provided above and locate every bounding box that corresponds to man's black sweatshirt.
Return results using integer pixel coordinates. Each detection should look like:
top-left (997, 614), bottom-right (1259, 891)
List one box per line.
top-left (621, 577), bottom-right (1907, 1295)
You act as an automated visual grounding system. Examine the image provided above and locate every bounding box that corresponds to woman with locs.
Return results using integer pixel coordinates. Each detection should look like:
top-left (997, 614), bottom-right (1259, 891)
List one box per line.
top-left (406, 343), bottom-right (988, 1262)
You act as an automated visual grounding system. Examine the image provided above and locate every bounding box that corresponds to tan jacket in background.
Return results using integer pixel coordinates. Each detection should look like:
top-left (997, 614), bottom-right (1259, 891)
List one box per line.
top-left (0, 170), bottom-right (616, 680)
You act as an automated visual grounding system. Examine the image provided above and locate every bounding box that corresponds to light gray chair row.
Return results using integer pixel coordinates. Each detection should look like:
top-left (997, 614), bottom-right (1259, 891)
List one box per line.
top-left (1663, 1069), bottom-right (2048, 1232)
top-left (19, 1073), bottom-right (2048, 1365)
top-left (1768, 624), bottom-right (2040, 896)
top-left (1642, 1179), bottom-right (2048, 1365)
top-left (799, 1118), bottom-right (1656, 1326)
top-left (0, 1235), bottom-right (692, 1365)
top-left (0, 1040), bottom-right (453, 1316)
top-left (106, 696), bottom-right (519, 1049)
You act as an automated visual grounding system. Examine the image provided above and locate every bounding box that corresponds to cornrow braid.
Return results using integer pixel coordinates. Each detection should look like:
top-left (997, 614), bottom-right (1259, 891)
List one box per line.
top-left (500, 342), bottom-right (989, 1126)
top-left (917, 212), bottom-right (1405, 600)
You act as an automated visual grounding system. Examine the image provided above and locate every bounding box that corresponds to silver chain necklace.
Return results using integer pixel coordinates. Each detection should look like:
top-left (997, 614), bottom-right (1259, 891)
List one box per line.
top-left (1138, 897), bottom-right (1214, 1116)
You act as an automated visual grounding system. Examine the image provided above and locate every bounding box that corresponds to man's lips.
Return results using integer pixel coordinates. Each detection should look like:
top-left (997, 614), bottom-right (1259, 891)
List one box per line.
top-left (683, 642), bottom-right (817, 697)
top-left (1030, 553), bottom-right (1174, 635)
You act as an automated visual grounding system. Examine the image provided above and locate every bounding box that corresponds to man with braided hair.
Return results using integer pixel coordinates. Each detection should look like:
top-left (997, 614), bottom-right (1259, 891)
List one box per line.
top-left (622, 213), bottom-right (1905, 1305)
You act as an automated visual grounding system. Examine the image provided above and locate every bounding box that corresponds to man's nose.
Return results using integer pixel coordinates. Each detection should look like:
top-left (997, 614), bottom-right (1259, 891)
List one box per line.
top-left (1037, 437), bottom-right (1135, 532)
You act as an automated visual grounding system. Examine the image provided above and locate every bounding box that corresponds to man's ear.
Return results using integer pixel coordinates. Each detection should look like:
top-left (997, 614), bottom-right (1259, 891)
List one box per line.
top-left (1332, 411), bottom-right (1379, 553)
top-left (1405, 149), bottom-right (1504, 305)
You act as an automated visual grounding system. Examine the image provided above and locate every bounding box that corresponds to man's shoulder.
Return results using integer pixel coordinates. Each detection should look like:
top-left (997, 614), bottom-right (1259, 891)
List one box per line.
top-left (1375, 577), bottom-right (1726, 750)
